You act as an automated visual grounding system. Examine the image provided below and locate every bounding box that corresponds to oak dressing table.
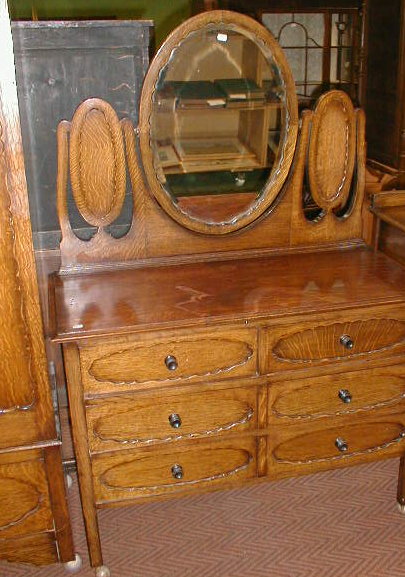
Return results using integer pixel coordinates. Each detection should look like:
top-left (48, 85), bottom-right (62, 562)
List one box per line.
top-left (49, 11), bottom-right (405, 576)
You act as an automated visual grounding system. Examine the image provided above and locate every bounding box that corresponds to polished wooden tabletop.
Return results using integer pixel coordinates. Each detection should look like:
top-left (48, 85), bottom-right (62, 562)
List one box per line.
top-left (50, 247), bottom-right (405, 341)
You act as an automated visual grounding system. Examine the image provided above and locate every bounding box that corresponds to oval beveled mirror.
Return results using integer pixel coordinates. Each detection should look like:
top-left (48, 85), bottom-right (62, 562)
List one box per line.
top-left (139, 11), bottom-right (298, 234)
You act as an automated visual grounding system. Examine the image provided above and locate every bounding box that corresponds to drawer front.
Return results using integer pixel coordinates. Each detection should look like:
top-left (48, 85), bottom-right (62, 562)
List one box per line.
top-left (80, 327), bottom-right (257, 394)
top-left (92, 438), bottom-right (257, 503)
top-left (268, 364), bottom-right (405, 421)
top-left (262, 312), bottom-right (405, 374)
top-left (0, 453), bottom-right (54, 539)
top-left (87, 385), bottom-right (258, 453)
top-left (268, 402), bottom-right (405, 478)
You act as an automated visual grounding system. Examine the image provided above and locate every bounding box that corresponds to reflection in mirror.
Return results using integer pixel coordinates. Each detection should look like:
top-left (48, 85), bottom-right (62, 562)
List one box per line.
top-left (150, 24), bottom-right (288, 225)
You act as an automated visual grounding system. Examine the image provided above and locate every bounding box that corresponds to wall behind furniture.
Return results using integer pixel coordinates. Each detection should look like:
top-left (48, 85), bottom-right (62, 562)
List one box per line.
top-left (8, 0), bottom-right (191, 46)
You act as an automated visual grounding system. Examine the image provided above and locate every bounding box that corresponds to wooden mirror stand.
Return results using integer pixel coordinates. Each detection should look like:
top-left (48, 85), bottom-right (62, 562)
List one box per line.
top-left (47, 11), bottom-right (405, 577)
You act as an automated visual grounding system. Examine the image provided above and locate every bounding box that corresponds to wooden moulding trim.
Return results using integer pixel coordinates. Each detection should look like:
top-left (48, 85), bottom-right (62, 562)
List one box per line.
top-left (138, 10), bottom-right (299, 235)
top-left (56, 239), bottom-right (366, 276)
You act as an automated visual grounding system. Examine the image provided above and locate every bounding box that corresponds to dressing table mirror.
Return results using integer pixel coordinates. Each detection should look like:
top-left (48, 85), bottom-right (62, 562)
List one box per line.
top-left (140, 10), bottom-right (298, 233)
top-left (48, 10), bottom-right (405, 577)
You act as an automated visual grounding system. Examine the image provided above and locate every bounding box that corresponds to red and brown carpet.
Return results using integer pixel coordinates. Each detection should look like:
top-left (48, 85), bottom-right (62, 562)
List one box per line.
top-left (2, 459), bottom-right (405, 577)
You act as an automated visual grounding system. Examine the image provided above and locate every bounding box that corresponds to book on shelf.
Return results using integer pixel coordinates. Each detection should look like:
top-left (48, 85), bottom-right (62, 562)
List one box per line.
top-left (160, 80), bottom-right (227, 108)
top-left (214, 78), bottom-right (266, 103)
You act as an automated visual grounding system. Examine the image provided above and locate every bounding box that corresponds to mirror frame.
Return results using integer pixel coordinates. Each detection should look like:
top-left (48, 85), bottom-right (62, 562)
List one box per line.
top-left (139, 10), bottom-right (299, 235)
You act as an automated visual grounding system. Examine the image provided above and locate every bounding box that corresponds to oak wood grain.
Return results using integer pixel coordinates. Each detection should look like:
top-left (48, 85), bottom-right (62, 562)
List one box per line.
top-left (51, 247), bottom-right (405, 341)
top-left (86, 385), bottom-right (257, 452)
top-left (262, 307), bottom-right (405, 374)
top-left (0, 1), bottom-right (73, 566)
top-left (92, 436), bottom-right (257, 503)
top-left (268, 363), bottom-right (405, 421)
top-left (63, 343), bottom-right (103, 568)
top-left (0, 452), bottom-right (54, 539)
top-left (267, 400), bottom-right (405, 479)
top-left (79, 326), bottom-right (257, 394)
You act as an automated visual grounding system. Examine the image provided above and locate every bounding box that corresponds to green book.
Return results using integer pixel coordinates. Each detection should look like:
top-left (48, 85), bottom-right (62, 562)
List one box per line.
top-left (162, 80), bottom-right (227, 107)
top-left (214, 78), bottom-right (265, 101)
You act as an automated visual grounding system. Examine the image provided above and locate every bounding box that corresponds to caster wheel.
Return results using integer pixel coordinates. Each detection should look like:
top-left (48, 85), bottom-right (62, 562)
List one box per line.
top-left (95, 565), bottom-right (111, 577)
top-left (66, 473), bottom-right (73, 490)
top-left (397, 501), bottom-right (405, 514)
top-left (64, 553), bottom-right (83, 573)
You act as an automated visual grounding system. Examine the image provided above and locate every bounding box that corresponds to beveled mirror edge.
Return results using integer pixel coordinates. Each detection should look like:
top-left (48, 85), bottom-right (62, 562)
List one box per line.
top-left (138, 10), bottom-right (299, 235)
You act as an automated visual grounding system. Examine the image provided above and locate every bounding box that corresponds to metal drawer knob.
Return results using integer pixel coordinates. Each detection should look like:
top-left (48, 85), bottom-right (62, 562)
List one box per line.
top-left (338, 389), bottom-right (352, 404)
top-left (340, 334), bottom-right (354, 350)
top-left (168, 413), bottom-right (182, 429)
top-left (171, 464), bottom-right (183, 479)
top-left (165, 355), bottom-right (178, 371)
top-left (335, 437), bottom-right (348, 452)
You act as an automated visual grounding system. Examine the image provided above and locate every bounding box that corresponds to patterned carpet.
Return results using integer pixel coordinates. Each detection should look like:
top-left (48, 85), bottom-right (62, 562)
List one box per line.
top-left (2, 459), bottom-right (405, 577)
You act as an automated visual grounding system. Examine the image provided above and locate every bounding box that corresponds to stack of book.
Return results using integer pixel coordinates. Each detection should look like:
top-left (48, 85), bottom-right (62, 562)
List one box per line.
top-left (157, 80), bottom-right (227, 108)
top-left (155, 78), bottom-right (268, 109)
top-left (214, 78), bottom-right (266, 107)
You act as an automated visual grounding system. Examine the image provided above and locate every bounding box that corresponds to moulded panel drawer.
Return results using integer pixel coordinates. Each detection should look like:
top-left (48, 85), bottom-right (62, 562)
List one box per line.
top-left (262, 311), bottom-right (405, 374)
top-left (0, 451), bottom-right (54, 539)
top-left (268, 364), bottom-right (405, 422)
top-left (267, 401), bottom-right (405, 479)
top-left (86, 385), bottom-right (258, 453)
top-left (92, 437), bottom-right (257, 503)
top-left (79, 327), bottom-right (258, 394)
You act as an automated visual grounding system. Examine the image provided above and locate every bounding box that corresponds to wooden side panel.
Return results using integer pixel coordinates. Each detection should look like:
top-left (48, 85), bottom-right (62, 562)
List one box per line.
top-left (0, 1), bottom-right (73, 566)
top-left (0, 0), bottom-right (55, 446)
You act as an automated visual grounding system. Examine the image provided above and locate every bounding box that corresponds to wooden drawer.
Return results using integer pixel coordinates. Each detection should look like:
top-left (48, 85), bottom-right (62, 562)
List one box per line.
top-left (86, 385), bottom-right (258, 453)
top-left (0, 451), bottom-right (54, 539)
top-left (268, 401), bottom-right (405, 479)
top-left (92, 437), bottom-right (257, 503)
top-left (262, 309), bottom-right (405, 374)
top-left (268, 364), bottom-right (405, 422)
top-left (79, 327), bottom-right (257, 394)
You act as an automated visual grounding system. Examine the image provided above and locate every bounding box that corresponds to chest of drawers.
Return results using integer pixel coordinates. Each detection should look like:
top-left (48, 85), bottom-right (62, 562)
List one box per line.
top-left (50, 247), bottom-right (405, 572)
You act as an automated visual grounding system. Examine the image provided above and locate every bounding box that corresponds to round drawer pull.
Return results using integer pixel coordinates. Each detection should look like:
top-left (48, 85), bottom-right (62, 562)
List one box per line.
top-left (168, 413), bottom-right (182, 429)
top-left (165, 355), bottom-right (178, 371)
top-left (338, 389), bottom-right (352, 404)
top-left (339, 334), bottom-right (354, 350)
top-left (335, 437), bottom-right (348, 452)
top-left (171, 464), bottom-right (183, 479)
